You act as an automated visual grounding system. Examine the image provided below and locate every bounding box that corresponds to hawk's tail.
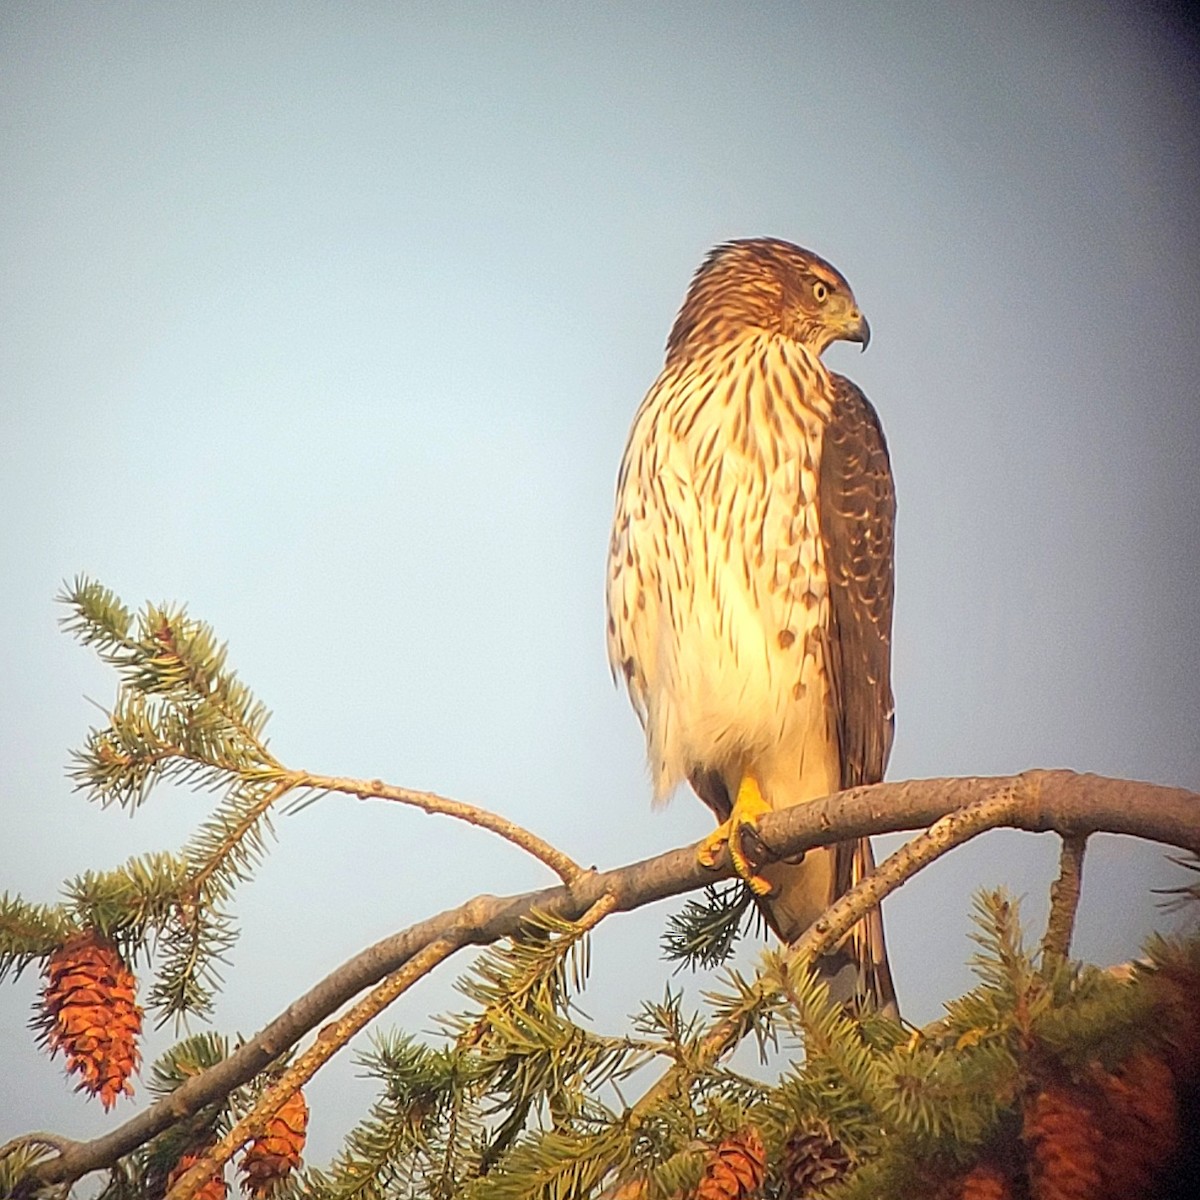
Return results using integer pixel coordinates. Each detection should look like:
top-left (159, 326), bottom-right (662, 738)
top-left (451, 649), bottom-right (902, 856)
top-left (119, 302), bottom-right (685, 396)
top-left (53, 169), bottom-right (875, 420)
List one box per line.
top-left (754, 837), bottom-right (898, 1020)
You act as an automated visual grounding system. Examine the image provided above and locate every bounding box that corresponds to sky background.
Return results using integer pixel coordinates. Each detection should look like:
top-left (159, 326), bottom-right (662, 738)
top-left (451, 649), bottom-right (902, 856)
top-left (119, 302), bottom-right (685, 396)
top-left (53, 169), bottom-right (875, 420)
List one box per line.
top-left (2, 0), bottom-right (1198, 1169)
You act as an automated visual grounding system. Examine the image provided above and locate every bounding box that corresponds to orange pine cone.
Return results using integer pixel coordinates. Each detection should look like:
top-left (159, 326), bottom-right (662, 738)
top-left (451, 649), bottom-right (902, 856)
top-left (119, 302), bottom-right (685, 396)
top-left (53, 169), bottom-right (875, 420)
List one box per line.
top-left (239, 1089), bottom-right (309, 1197)
top-left (33, 930), bottom-right (143, 1109)
top-left (694, 1126), bottom-right (766, 1200)
top-left (1094, 1051), bottom-right (1179, 1199)
top-left (167, 1148), bottom-right (228, 1200)
top-left (958, 1161), bottom-right (1014, 1200)
top-left (1151, 960), bottom-right (1200, 1085)
top-left (1023, 1084), bottom-right (1103, 1200)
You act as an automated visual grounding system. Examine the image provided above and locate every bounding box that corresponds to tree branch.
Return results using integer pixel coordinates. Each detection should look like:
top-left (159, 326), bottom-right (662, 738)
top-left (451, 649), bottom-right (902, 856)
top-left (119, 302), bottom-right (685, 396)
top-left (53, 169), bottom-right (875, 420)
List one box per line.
top-left (1040, 833), bottom-right (1088, 969)
top-left (25, 770), bottom-right (1200, 1188)
top-left (293, 770), bottom-right (584, 884)
top-left (792, 780), bottom-right (1029, 963)
top-left (166, 893), bottom-right (618, 1200)
top-left (166, 936), bottom-right (460, 1200)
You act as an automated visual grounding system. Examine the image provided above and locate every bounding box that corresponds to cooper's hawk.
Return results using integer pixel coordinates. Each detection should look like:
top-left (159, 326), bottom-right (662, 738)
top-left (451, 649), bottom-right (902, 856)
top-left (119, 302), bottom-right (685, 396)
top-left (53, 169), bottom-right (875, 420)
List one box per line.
top-left (607, 238), bottom-right (897, 1014)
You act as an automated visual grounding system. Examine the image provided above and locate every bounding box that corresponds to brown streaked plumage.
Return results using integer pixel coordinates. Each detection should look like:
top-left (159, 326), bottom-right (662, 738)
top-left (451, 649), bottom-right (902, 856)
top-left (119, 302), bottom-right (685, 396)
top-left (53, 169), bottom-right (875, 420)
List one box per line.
top-left (607, 237), bottom-right (897, 1015)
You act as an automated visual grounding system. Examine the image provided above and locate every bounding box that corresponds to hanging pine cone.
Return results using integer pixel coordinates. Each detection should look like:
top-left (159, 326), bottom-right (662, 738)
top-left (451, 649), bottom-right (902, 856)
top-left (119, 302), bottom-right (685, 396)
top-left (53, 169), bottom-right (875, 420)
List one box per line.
top-left (239, 1088), bottom-right (308, 1198)
top-left (1023, 1083), bottom-right (1103, 1200)
top-left (694, 1126), bottom-right (766, 1200)
top-left (167, 1147), bottom-right (228, 1200)
top-left (957, 1161), bottom-right (1015, 1200)
top-left (779, 1127), bottom-right (850, 1197)
top-left (32, 930), bottom-right (143, 1109)
top-left (1152, 957), bottom-right (1200, 1086)
top-left (1093, 1051), bottom-right (1179, 1199)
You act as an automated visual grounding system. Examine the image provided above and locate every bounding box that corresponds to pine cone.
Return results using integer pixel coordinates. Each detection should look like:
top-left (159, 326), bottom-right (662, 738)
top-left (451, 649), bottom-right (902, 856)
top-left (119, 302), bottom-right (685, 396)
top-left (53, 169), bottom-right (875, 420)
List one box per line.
top-left (1023, 1084), bottom-right (1103, 1200)
top-left (694, 1126), bottom-right (766, 1200)
top-left (167, 1148), bottom-right (228, 1200)
top-left (32, 930), bottom-right (143, 1109)
top-left (779, 1127), bottom-right (850, 1197)
top-left (1152, 959), bottom-right (1200, 1085)
top-left (957, 1161), bottom-right (1014, 1200)
top-left (239, 1089), bottom-right (308, 1198)
top-left (1094, 1051), bottom-right (1179, 1199)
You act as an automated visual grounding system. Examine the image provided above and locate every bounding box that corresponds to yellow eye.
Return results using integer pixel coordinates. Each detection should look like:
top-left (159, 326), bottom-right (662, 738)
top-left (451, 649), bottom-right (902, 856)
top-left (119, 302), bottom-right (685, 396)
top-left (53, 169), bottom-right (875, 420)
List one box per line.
top-left (813, 281), bottom-right (829, 303)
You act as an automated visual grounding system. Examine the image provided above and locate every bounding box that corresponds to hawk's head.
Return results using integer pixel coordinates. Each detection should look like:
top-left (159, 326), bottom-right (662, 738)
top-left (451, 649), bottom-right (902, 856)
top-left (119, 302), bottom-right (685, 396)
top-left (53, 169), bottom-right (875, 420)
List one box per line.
top-left (665, 237), bottom-right (870, 365)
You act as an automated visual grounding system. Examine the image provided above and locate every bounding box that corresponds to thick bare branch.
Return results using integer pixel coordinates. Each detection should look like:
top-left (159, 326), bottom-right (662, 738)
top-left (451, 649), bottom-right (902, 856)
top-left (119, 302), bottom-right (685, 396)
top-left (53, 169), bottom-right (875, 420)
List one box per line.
top-left (26, 770), bottom-right (1200, 1188)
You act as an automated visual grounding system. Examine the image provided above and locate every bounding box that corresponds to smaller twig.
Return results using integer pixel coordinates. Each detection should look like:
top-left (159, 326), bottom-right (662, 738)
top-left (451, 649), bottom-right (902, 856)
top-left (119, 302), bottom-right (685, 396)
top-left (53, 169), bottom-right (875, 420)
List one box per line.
top-left (1040, 833), bottom-right (1088, 969)
top-left (791, 781), bottom-right (1031, 965)
top-left (165, 935), bottom-right (461, 1200)
top-left (0, 1132), bottom-right (76, 1161)
top-left (574, 890), bottom-right (620, 930)
top-left (294, 770), bottom-right (583, 884)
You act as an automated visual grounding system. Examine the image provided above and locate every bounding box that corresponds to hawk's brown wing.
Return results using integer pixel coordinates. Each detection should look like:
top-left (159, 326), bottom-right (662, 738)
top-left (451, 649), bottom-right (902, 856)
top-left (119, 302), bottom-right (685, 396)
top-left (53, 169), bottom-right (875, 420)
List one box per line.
top-left (820, 373), bottom-right (896, 791)
top-left (822, 373), bottom-right (898, 1017)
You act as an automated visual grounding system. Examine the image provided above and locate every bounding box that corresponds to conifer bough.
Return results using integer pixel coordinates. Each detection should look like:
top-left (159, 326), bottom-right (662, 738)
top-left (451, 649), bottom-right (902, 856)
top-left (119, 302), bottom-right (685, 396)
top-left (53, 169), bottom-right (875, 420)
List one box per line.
top-left (2, 579), bottom-right (1198, 1200)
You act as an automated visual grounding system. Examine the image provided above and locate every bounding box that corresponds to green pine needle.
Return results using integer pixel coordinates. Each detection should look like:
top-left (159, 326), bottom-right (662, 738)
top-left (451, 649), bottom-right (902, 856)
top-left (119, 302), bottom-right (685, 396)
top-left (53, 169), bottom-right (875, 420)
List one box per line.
top-left (661, 881), bottom-right (755, 970)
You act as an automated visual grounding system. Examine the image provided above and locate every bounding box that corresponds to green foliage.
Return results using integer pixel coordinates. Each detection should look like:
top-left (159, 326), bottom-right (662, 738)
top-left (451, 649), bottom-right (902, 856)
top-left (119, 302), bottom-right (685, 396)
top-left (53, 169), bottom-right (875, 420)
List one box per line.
top-left (660, 881), bottom-right (755, 970)
top-left (0, 578), bottom-right (292, 1024)
top-left (0, 1141), bottom-right (59, 1200)
top-left (271, 883), bottom-right (1189, 1199)
top-left (0, 892), bottom-right (76, 981)
top-left (288, 1032), bottom-right (483, 1200)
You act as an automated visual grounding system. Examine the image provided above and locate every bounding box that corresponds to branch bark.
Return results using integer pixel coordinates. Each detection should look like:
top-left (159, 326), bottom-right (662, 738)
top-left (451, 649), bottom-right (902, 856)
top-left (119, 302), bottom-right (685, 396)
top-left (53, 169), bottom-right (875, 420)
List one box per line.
top-left (291, 770), bottom-right (585, 884)
top-left (25, 769), bottom-right (1200, 1188)
top-left (1040, 833), bottom-right (1089, 969)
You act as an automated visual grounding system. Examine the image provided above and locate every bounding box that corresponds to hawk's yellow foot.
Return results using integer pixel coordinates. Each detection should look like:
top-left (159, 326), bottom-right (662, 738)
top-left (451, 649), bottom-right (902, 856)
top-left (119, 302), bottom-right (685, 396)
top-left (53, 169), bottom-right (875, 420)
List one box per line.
top-left (696, 775), bottom-right (775, 896)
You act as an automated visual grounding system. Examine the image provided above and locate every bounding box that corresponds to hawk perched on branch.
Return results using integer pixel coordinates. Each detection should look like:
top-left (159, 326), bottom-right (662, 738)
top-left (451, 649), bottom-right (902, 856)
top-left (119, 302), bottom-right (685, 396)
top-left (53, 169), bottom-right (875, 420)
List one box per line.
top-left (607, 238), bottom-right (897, 1014)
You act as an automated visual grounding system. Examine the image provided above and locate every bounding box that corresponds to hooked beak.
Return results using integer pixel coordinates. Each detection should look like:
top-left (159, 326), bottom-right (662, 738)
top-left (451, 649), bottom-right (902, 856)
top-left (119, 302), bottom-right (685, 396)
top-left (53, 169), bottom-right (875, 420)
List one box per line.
top-left (844, 310), bottom-right (870, 352)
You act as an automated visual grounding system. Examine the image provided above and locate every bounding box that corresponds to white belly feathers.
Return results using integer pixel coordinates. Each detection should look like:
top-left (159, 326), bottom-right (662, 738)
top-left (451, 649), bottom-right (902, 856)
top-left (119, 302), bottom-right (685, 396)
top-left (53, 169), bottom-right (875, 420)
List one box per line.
top-left (608, 332), bottom-right (839, 804)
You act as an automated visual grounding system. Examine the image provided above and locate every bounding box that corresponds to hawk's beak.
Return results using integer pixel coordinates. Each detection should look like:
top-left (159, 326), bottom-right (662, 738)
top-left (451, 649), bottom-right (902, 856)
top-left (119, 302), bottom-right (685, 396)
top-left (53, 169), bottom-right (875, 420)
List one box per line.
top-left (844, 311), bottom-right (870, 352)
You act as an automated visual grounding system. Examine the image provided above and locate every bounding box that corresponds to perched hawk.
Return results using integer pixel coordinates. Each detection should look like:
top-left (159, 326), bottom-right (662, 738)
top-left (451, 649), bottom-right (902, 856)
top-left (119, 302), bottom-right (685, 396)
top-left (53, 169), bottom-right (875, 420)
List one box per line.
top-left (607, 238), bottom-right (897, 1014)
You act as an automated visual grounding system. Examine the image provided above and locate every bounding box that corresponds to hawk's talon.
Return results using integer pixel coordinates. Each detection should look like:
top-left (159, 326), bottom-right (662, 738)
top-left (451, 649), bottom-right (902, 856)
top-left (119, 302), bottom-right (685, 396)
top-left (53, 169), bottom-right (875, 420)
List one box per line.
top-left (695, 775), bottom-right (775, 896)
top-left (696, 824), bottom-right (730, 870)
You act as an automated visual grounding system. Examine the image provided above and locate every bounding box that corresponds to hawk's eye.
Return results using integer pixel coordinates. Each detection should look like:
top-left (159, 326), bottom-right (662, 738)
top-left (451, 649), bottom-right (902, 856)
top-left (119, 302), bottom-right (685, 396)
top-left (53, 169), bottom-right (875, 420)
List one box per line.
top-left (813, 281), bottom-right (829, 303)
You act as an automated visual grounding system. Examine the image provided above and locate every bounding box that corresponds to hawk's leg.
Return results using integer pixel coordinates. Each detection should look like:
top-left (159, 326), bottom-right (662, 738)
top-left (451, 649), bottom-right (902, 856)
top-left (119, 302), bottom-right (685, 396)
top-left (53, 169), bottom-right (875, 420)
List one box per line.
top-left (696, 774), bottom-right (774, 896)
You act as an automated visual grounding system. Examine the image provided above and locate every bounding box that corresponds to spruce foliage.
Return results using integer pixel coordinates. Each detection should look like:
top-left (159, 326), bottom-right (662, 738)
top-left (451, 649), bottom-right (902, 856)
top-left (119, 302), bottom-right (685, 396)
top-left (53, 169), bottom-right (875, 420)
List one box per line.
top-left (1, 579), bottom-right (1194, 1199)
top-left (1, 578), bottom-right (291, 1023)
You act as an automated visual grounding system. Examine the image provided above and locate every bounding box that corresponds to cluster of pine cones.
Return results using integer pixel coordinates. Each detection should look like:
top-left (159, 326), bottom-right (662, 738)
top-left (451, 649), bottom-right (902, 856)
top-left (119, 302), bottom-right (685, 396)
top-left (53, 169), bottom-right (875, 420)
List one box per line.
top-left (684, 956), bottom-right (1200, 1200)
top-left (690, 1067), bottom-right (1195, 1200)
top-left (940, 1043), bottom-right (1196, 1200)
top-left (163, 1090), bottom-right (309, 1200)
top-left (33, 930), bottom-right (308, 1197)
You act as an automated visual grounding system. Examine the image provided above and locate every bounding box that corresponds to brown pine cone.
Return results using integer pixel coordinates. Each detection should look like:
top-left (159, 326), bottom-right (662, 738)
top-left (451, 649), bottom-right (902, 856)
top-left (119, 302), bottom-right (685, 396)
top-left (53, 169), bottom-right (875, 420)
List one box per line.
top-left (958, 1161), bottom-right (1014, 1200)
top-left (167, 1148), bottom-right (228, 1200)
top-left (1023, 1084), bottom-right (1103, 1200)
top-left (1151, 959), bottom-right (1200, 1085)
top-left (239, 1089), bottom-right (309, 1198)
top-left (779, 1127), bottom-right (850, 1197)
top-left (32, 930), bottom-right (143, 1109)
top-left (694, 1126), bottom-right (766, 1200)
top-left (1094, 1051), bottom-right (1179, 1199)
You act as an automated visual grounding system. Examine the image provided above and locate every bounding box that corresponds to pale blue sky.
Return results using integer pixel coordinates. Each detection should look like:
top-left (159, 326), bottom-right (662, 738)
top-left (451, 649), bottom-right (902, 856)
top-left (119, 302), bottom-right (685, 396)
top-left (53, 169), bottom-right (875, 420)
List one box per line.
top-left (2, 0), bottom-right (1197, 1166)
